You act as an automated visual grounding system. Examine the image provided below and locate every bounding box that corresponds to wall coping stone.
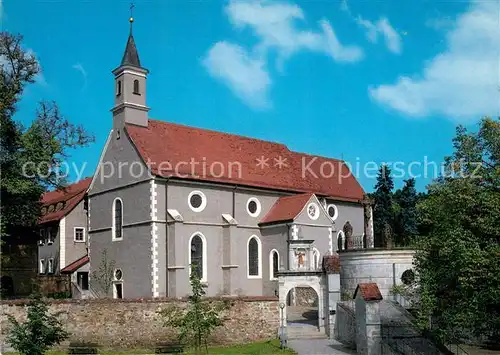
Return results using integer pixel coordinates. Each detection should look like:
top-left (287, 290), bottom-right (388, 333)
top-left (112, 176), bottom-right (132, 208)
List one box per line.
top-left (0, 296), bottom-right (278, 306)
top-left (338, 247), bottom-right (415, 253)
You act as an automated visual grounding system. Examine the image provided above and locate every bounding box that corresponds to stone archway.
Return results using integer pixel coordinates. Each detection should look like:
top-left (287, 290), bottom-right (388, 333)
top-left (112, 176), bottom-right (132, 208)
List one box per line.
top-left (278, 271), bottom-right (327, 334)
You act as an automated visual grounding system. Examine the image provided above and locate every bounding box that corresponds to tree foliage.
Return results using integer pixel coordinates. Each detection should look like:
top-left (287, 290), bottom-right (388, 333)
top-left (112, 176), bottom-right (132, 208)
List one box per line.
top-left (6, 292), bottom-right (69, 355)
top-left (159, 267), bottom-right (228, 354)
top-left (372, 164), bottom-right (395, 247)
top-left (0, 31), bottom-right (94, 239)
top-left (414, 117), bottom-right (500, 346)
top-left (393, 178), bottom-right (419, 246)
top-left (90, 249), bottom-right (116, 297)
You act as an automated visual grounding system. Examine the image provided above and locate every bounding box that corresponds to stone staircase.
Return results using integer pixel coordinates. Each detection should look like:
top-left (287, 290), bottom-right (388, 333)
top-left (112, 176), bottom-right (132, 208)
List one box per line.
top-left (286, 324), bottom-right (328, 339)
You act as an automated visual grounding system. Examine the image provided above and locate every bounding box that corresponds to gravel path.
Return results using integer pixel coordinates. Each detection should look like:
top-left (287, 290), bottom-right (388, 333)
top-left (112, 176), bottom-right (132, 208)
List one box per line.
top-left (288, 338), bottom-right (357, 355)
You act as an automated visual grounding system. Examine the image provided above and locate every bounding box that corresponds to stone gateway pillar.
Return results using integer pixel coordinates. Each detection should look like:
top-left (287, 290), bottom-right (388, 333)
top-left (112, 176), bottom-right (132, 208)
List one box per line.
top-left (354, 283), bottom-right (383, 355)
top-left (361, 195), bottom-right (374, 249)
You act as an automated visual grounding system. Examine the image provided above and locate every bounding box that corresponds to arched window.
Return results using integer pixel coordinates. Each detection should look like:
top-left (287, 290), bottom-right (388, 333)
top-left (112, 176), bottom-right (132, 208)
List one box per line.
top-left (133, 79), bottom-right (140, 95)
top-left (189, 233), bottom-right (207, 282)
top-left (269, 249), bottom-right (279, 280)
top-left (247, 236), bottom-right (262, 278)
top-left (313, 248), bottom-right (321, 270)
top-left (337, 230), bottom-right (345, 251)
top-left (116, 80), bottom-right (122, 96)
top-left (112, 198), bottom-right (123, 240)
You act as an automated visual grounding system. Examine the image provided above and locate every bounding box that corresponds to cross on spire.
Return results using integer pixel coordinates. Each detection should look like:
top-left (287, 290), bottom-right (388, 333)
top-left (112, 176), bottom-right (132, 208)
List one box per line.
top-left (120, 2), bottom-right (142, 68)
top-left (129, 2), bottom-right (135, 33)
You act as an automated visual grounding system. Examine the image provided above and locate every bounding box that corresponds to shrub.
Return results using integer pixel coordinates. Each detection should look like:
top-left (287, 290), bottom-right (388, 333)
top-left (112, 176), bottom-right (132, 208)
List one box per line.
top-left (6, 292), bottom-right (69, 355)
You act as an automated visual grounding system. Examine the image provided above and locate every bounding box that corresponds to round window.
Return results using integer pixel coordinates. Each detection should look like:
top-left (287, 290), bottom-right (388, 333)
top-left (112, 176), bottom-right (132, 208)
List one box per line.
top-left (401, 269), bottom-right (415, 285)
top-left (327, 204), bottom-right (338, 220)
top-left (188, 191), bottom-right (207, 212)
top-left (246, 197), bottom-right (261, 217)
top-left (190, 194), bottom-right (202, 209)
top-left (114, 269), bottom-right (123, 281)
top-left (307, 203), bottom-right (320, 220)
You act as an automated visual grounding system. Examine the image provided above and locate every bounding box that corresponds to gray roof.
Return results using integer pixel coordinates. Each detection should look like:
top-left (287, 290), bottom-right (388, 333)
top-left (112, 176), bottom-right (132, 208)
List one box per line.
top-left (121, 33), bottom-right (141, 68)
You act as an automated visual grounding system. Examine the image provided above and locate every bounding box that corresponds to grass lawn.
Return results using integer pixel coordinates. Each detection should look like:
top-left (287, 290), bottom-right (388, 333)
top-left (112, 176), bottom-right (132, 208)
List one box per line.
top-left (5, 339), bottom-right (296, 355)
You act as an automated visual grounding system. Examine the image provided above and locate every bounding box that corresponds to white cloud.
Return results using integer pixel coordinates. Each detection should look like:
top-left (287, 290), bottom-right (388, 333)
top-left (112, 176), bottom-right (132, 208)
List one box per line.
top-left (225, 0), bottom-right (362, 63)
top-left (370, 1), bottom-right (500, 121)
top-left (320, 20), bottom-right (364, 62)
top-left (425, 17), bottom-right (455, 31)
top-left (357, 16), bottom-right (402, 54)
top-left (203, 41), bottom-right (271, 109)
top-left (339, 0), bottom-right (351, 15)
top-left (72, 62), bottom-right (88, 90)
top-left (72, 62), bottom-right (87, 80)
top-left (203, 0), bottom-right (362, 109)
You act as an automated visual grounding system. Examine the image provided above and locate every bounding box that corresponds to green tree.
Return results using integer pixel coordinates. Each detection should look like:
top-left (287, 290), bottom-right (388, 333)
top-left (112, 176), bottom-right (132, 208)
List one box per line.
top-left (0, 32), bottom-right (94, 241)
top-left (393, 178), bottom-right (418, 246)
top-left (6, 292), bottom-right (69, 355)
top-left (159, 266), bottom-right (227, 354)
top-left (90, 249), bottom-right (116, 297)
top-left (372, 164), bottom-right (395, 247)
top-left (414, 117), bottom-right (500, 347)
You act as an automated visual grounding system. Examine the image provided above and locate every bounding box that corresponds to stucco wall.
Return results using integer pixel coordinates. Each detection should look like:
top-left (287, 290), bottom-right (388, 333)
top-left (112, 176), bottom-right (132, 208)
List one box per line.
top-left (0, 298), bottom-right (279, 351)
top-left (89, 181), bottom-right (153, 298)
top-left (38, 221), bottom-right (61, 274)
top-left (64, 200), bottom-right (88, 267)
top-left (89, 129), bottom-right (150, 195)
top-left (339, 249), bottom-right (415, 298)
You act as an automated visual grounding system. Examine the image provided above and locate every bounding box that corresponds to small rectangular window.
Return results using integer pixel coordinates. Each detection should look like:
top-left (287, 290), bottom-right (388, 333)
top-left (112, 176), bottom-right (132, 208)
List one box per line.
top-left (39, 229), bottom-right (45, 246)
top-left (47, 227), bottom-right (56, 245)
top-left (48, 258), bottom-right (54, 274)
top-left (39, 259), bottom-right (45, 274)
top-left (74, 227), bottom-right (85, 242)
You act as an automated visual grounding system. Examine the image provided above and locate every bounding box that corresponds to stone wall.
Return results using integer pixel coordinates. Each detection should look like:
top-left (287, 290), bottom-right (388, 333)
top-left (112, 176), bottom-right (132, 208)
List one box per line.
top-left (0, 297), bottom-right (279, 351)
top-left (37, 275), bottom-right (71, 296)
top-left (339, 248), bottom-right (415, 298)
top-left (294, 287), bottom-right (318, 306)
top-left (1, 242), bottom-right (38, 297)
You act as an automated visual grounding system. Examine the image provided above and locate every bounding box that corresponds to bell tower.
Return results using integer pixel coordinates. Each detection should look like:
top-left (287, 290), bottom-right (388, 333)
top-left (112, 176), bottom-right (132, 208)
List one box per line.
top-left (111, 9), bottom-right (149, 128)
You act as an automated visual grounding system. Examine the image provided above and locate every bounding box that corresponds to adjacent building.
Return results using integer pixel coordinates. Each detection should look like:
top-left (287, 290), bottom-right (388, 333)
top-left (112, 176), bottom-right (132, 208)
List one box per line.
top-left (38, 177), bottom-right (91, 297)
top-left (87, 19), bottom-right (372, 299)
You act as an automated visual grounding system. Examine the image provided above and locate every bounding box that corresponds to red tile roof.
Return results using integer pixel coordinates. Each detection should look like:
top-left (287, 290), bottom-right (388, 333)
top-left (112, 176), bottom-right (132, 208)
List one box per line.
top-left (323, 254), bottom-right (341, 274)
top-left (259, 193), bottom-right (313, 225)
top-left (39, 178), bottom-right (91, 224)
top-left (126, 120), bottom-right (365, 201)
top-left (60, 255), bottom-right (89, 274)
top-left (353, 283), bottom-right (383, 302)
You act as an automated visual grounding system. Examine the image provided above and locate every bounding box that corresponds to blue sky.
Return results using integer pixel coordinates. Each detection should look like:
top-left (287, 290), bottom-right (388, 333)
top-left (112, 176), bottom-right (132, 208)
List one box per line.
top-left (2, 0), bottom-right (499, 192)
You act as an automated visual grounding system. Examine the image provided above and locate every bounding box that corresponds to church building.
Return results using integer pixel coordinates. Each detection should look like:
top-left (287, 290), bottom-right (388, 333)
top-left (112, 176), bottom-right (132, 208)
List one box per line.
top-left (87, 17), bottom-right (372, 299)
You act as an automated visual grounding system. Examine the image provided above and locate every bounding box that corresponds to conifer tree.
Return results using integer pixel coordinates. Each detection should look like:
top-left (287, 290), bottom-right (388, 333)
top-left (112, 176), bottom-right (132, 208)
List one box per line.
top-left (373, 164), bottom-right (394, 247)
top-left (394, 178), bottom-right (418, 246)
